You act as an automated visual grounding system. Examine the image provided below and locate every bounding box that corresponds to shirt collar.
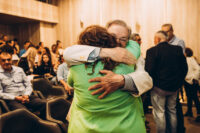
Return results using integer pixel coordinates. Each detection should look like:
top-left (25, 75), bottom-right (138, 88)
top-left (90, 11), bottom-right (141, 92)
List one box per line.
top-left (169, 35), bottom-right (176, 43)
top-left (0, 66), bottom-right (15, 73)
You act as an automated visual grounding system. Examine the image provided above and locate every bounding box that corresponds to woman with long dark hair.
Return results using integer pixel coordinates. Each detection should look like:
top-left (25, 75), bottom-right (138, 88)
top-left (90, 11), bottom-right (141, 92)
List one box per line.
top-left (34, 53), bottom-right (56, 78)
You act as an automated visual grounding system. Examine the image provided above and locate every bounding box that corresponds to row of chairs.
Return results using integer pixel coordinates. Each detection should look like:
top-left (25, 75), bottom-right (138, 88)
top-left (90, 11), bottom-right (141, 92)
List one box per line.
top-left (0, 78), bottom-right (72, 133)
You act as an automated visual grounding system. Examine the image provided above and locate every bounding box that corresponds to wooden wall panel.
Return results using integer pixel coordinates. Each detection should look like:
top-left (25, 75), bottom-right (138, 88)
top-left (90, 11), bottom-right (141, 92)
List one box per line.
top-left (16, 22), bottom-right (40, 47)
top-left (56, 0), bottom-right (200, 62)
top-left (0, 23), bottom-right (40, 48)
top-left (0, 0), bottom-right (58, 23)
top-left (40, 22), bottom-right (57, 48)
top-left (0, 24), bottom-right (16, 40)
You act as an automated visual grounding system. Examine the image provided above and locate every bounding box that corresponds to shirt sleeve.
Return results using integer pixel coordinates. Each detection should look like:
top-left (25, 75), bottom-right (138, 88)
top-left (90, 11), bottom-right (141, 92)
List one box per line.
top-left (63, 45), bottom-right (99, 66)
top-left (121, 75), bottom-right (139, 94)
top-left (0, 83), bottom-right (16, 100)
top-left (88, 48), bottom-right (101, 62)
top-left (57, 64), bottom-right (64, 82)
top-left (178, 40), bottom-right (186, 53)
top-left (121, 56), bottom-right (153, 96)
top-left (22, 70), bottom-right (33, 96)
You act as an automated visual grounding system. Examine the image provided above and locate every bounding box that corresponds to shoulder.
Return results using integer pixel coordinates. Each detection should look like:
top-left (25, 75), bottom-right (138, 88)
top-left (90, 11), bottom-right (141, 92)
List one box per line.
top-left (175, 36), bottom-right (184, 42)
top-left (127, 40), bottom-right (140, 49)
top-left (58, 63), bottom-right (68, 69)
top-left (126, 40), bottom-right (141, 59)
top-left (12, 66), bottom-right (24, 73)
top-left (147, 45), bottom-right (157, 53)
top-left (173, 45), bottom-right (183, 52)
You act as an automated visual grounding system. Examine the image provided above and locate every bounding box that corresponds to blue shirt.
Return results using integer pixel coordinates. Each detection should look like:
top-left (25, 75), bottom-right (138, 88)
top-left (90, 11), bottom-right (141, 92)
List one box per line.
top-left (19, 49), bottom-right (26, 57)
top-left (57, 63), bottom-right (69, 83)
top-left (169, 36), bottom-right (185, 53)
top-left (0, 66), bottom-right (32, 100)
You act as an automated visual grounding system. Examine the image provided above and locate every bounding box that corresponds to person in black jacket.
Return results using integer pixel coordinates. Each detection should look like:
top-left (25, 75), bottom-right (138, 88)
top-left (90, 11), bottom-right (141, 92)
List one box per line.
top-left (145, 31), bottom-right (188, 133)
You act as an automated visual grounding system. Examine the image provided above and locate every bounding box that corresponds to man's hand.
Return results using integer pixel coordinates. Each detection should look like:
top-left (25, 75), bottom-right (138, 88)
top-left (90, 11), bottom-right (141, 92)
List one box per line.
top-left (100, 47), bottom-right (137, 65)
top-left (22, 95), bottom-right (30, 103)
top-left (88, 70), bottom-right (125, 99)
top-left (15, 96), bottom-right (24, 102)
top-left (15, 95), bottom-right (29, 104)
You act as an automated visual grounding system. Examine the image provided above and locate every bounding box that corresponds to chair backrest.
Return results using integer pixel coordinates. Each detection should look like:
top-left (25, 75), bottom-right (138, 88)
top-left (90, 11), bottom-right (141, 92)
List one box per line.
top-left (0, 109), bottom-right (62, 133)
top-left (47, 97), bottom-right (71, 123)
top-left (32, 78), bottom-right (52, 98)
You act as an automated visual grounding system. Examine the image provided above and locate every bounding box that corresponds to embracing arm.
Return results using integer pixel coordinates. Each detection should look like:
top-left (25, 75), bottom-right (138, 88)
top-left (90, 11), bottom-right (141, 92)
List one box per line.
top-left (63, 44), bottom-right (137, 66)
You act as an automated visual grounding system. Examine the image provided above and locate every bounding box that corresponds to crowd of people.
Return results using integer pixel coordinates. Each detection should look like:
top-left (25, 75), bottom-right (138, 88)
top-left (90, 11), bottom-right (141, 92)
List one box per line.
top-left (0, 19), bottom-right (200, 133)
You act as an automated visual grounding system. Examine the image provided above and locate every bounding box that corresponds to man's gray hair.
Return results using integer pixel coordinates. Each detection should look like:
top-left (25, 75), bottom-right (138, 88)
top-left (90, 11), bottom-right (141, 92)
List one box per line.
top-left (106, 20), bottom-right (132, 39)
top-left (156, 30), bottom-right (168, 41)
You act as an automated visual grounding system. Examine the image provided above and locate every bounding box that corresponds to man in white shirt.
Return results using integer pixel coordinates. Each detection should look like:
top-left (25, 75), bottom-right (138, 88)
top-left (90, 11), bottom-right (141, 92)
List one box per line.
top-left (0, 45), bottom-right (46, 119)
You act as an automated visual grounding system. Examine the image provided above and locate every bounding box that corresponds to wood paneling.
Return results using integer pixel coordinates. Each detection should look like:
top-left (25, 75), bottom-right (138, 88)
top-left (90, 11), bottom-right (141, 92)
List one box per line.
top-left (0, 0), bottom-right (58, 23)
top-left (16, 22), bottom-right (40, 47)
top-left (40, 22), bottom-right (57, 48)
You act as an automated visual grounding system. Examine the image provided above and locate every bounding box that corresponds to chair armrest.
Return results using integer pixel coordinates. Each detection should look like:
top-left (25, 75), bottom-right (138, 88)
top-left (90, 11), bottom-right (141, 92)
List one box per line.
top-left (46, 114), bottom-right (68, 133)
top-left (50, 86), bottom-right (68, 98)
top-left (38, 119), bottom-right (63, 133)
top-left (0, 99), bottom-right (10, 113)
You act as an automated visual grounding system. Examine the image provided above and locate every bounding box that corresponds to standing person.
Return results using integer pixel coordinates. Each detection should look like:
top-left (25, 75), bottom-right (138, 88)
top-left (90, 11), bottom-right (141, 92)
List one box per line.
top-left (21, 44), bottom-right (37, 73)
top-left (162, 23), bottom-right (186, 132)
top-left (56, 40), bottom-right (63, 55)
top-left (145, 31), bottom-right (188, 133)
top-left (63, 20), bottom-right (152, 99)
top-left (162, 24), bottom-right (185, 52)
top-left (184, 47), bottom-right (200, 122)
top-left (19, 41), bottom-right (30, 57)
top-left (130, 33), bottom-right (142, 46)
top-left (0, 45), bottom-right (46, 119)
top-left (68, 25), bottom-right (146, 133)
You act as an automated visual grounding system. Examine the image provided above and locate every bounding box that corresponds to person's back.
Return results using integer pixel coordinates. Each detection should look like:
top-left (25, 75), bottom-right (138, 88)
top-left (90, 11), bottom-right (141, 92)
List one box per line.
top-left (145, 31), bottom-right (187, 133)
top-left (68, 44), bottom-right (145, 133)
top-left (148, 42), bottom-right (186, 91)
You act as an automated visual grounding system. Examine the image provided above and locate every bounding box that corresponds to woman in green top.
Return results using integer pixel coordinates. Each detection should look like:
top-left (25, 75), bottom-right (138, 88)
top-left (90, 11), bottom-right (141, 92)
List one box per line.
top-left (67, 25), bottom-right (146, 133)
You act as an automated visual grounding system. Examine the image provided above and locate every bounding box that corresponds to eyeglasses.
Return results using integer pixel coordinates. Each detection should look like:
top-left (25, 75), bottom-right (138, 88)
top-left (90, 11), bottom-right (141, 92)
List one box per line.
top-left (111, 34), bottom-right (128, 43)
top-left (117, 38), bottom-right (128, 42)
top-left (1, 58), bottom-right (11, 62)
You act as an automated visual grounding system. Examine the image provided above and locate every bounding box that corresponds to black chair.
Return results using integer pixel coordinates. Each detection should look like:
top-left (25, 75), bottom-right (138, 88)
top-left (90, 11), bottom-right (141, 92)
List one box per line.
top-left (32, 78), bottom-right (68, 100)
top-left (0, 99), bottom-right (10, 115)
top-left (0, 109), bottom-right (63, 133)
top-left (46, 97), bottom-right (71, 133)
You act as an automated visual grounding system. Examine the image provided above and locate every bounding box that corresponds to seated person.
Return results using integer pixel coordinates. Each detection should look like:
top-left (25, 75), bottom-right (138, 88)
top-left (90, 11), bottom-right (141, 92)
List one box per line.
top-left (12, 45), bottom-right (19, 66)
top-left (0, 45), bottom-right (46, 119)
top-left (67, 25), bottom-right (146, 133)
top-left (57, 55), bottom-right (71, 94)
top-left (34, 53), bottom-right (56, 79)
